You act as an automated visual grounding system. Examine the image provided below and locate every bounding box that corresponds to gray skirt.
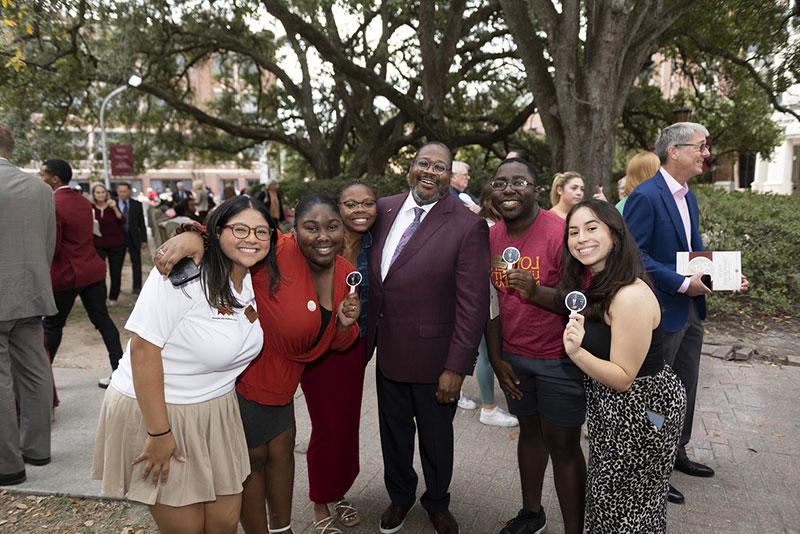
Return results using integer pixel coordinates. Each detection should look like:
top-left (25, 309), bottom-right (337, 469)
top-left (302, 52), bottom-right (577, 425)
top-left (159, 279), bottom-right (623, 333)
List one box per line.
top-left (236, 392), bottom-right (295, 449)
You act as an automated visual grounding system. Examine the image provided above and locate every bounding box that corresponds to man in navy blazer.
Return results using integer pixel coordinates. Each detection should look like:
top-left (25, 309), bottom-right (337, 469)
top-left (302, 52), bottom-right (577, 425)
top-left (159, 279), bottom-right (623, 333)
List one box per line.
top-left (624, 122), bottom-right (747, 504)
top-left (367, 142), bottom-right (489, 534)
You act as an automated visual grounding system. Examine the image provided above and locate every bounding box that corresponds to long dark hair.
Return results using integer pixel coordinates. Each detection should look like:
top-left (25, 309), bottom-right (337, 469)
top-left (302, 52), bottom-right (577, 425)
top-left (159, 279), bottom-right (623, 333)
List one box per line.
top-left (557, 199), bottom-right (649, 321)
top-left (202, 196), bottom-right (280, 310)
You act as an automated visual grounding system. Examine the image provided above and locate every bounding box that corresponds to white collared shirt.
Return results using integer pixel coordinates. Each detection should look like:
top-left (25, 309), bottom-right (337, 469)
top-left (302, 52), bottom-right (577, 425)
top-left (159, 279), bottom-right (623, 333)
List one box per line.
top-left (660, 167), bottom-right (692, 252)
top-left (661, 167), bottom-right (693, 293)
top-left (380, 192), bottom-right (437, 280)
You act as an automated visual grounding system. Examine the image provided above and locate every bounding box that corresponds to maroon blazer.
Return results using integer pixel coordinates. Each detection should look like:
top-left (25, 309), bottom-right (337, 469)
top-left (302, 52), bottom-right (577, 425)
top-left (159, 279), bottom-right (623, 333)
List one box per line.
top-left (366, 192), bottom-right (490, 383)
top-left (51, 187), bottom-right (106, 291)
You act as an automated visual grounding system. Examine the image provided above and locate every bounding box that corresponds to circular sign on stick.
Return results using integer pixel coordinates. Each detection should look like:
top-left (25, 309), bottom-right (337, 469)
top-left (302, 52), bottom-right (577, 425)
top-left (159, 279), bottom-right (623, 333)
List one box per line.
top-left (502, 246), bottom-right (521, 270)
top-left (565, 291), bottom-right (587, 313)
top-left (346, 271), bottom-right (363, 294)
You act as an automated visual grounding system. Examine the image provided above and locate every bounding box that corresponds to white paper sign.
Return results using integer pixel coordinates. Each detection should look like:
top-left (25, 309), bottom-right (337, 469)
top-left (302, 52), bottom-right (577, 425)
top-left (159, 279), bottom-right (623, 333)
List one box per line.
top-left (676, 251), bottom-right (742, 291)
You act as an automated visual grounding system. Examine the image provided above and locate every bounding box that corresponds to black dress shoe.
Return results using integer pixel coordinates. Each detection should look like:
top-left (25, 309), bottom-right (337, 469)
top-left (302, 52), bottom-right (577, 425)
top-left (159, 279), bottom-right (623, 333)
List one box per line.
top-left (23, 455), bottom-right (51, 466)
top-left (667, 483), bottom-right (684, 504)
top-left (380, 502), bottom-right (413, 534)
top-left (427, 510), bottom-right (459, 534)
top-left (674, 454), bottom-right (715, 477)
top-left (0, 470), bottom-right (26, 486)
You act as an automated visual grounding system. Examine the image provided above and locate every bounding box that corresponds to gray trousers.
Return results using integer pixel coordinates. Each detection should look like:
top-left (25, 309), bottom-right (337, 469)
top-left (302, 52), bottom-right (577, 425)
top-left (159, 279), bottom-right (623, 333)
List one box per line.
top-left (0, 317), bottom-right (53, 474)
top-left (661, 303), bottom-right (704, 451)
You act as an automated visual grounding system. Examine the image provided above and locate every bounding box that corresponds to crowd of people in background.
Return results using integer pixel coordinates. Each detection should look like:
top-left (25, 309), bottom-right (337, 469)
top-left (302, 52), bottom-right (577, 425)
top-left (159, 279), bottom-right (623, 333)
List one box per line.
top-left (0, 120), bottom-right (750, 534)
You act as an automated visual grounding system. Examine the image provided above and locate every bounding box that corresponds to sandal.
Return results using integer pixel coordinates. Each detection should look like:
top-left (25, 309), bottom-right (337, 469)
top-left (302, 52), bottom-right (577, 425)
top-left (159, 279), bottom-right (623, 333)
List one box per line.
top-left (313, 516), bottom-right (343, 534)
top-left (333, 499), bottom-right (361, 527)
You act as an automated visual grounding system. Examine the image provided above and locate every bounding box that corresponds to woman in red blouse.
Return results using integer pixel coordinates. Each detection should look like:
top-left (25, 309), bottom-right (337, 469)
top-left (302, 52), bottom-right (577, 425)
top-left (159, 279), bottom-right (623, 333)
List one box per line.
top-left (90, 183), bottom-right (126, 304)
top-left (155, 194), bottom-right (361, 534)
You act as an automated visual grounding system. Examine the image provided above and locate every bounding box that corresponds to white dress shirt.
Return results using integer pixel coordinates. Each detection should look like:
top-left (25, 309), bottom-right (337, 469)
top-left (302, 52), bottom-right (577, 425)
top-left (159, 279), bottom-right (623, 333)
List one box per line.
top-left (380, 192), bottom-right (437, 281)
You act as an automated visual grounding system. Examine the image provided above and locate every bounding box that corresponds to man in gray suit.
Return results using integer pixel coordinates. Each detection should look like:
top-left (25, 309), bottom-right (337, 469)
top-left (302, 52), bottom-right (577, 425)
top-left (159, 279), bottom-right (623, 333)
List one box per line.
top-left (0, 124), bottom-right (57, 485)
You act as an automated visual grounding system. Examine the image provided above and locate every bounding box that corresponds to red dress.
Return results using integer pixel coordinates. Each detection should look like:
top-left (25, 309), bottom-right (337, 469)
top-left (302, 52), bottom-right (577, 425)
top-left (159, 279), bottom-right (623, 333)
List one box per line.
top-left (301, 337), bottom-right (366, 503)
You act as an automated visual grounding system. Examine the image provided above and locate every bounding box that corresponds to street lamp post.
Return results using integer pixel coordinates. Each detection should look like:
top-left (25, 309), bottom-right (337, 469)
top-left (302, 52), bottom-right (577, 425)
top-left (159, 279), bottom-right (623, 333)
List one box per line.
top-left (100, 74), bottom-right (142, 189)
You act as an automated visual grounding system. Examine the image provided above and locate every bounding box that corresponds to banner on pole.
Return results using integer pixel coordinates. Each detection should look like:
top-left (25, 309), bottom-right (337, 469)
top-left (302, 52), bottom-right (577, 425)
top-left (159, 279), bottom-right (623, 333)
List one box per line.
top-left (109, 144), bottom-right (134, 176)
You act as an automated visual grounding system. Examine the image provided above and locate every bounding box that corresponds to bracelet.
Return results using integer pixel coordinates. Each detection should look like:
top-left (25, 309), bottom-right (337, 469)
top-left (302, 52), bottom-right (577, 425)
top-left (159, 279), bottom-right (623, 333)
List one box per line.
top-left (147, 428), bottom-right (171, 437)
top-left (175, 221), bottom-right (209, 250)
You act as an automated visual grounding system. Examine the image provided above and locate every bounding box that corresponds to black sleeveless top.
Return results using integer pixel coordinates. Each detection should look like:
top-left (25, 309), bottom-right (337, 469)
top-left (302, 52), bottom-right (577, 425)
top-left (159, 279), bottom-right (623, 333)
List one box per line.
top-left (580, 319), bottom-right (665, 378)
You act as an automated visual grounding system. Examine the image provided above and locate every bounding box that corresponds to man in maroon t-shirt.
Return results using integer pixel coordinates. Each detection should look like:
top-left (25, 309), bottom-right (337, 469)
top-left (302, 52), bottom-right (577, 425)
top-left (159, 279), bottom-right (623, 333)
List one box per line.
top-left (486, 158), bottom-right (586, 534)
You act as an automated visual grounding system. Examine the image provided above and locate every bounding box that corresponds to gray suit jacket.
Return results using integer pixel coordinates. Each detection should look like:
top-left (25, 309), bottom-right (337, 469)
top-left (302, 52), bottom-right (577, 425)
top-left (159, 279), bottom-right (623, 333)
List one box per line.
top-left (0, 159), bottom-right (57, 320)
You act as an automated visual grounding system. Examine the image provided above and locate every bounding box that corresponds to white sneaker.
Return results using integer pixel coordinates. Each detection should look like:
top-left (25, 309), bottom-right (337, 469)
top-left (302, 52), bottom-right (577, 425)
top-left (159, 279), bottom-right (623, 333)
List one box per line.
top-left (480, 406), bottom-right (519, 427)
top-left (457, 391), bottom-right (477, 410)
top-left (98, 376), bottom-right (111, 389)
top-left (106, 299), bottom-right (118, 307)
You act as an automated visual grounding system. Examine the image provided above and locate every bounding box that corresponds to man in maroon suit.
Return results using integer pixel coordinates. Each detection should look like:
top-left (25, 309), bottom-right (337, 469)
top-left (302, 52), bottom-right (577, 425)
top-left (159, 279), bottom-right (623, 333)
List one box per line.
top-left (40, 159), bottom-right (122, 389)
top-left (367, 142), bottom-right (489, 534)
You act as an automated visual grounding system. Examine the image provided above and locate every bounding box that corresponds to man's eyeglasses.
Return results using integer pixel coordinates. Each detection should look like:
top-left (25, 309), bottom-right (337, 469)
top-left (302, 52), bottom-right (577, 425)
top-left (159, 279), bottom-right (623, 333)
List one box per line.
top-left (224, 223), bottom-right (272, 241)
top-left (490, 177), bottom-right (533, 191)
top-left (674, 142), bottom-right (711, 153)
top-left (414, 158), bottom-right (450, 175)
top-left (340, 199), bottom-right (377, 210)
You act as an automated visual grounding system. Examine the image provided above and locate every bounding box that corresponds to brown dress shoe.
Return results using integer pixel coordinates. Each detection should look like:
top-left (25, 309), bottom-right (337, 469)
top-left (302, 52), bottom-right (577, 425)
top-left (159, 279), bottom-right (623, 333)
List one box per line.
top-left (380, 502), bottom-right (413, 534)
top-left (427, 510), bottom-right (459, 534)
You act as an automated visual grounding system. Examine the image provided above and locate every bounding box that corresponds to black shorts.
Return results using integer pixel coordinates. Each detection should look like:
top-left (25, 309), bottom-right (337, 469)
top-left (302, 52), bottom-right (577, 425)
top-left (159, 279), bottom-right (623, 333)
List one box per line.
top-left (501, 352), bottom-right (586, 428)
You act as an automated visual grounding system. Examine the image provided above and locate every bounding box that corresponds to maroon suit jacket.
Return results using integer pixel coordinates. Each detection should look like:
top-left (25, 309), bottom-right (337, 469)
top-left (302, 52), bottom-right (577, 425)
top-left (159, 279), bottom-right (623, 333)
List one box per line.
top-left (366, 192), bottom-right (490, 383)
top-left (51, 187), bottom-right (106, 291)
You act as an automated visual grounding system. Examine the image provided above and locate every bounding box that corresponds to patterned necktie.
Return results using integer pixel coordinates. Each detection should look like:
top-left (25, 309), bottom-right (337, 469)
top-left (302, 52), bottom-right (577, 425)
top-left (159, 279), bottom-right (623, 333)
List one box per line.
top-left (390, 207), bottom-right (424, 266)
top-left (122, 200), bottom-right (129, 231)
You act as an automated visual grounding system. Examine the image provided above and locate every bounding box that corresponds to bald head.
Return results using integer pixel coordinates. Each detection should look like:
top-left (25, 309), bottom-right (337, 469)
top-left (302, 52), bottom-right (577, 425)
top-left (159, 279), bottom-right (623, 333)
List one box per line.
top-left (0, 124), bottom-right (14, 159)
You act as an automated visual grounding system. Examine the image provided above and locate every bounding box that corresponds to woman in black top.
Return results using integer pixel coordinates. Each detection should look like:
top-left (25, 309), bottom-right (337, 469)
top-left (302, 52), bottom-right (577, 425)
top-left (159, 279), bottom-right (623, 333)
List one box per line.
top-left (559, 199), bottom-right (686, 533)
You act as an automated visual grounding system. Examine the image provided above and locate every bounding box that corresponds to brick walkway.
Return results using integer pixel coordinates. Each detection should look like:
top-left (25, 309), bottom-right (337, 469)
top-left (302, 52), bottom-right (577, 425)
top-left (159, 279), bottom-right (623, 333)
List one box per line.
top-left (6, 295), bottom-right (798, 533)
top-left (288, 355), bottom-right (800, 533)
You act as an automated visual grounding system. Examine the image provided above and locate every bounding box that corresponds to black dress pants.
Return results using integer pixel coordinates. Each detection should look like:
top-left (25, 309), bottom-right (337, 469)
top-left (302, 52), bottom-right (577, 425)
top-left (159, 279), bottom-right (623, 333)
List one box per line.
top-left (95, 245), bottom-right (125, 301)
top-left (122, 235), bottom-right (143, 293)
top-left (42, 280), bottom-right (123, 371)
top-left (376, 368), bottom-right (457, 513)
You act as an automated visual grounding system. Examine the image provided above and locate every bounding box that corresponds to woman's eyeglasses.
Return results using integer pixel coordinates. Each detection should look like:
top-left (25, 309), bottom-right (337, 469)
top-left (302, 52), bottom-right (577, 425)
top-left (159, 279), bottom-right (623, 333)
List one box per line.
top-left (224, 224), bottom-right (272, 241)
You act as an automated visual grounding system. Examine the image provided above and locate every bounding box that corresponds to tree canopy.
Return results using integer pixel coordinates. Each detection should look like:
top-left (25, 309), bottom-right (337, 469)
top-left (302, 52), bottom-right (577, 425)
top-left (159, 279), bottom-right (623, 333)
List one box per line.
top-left (1, 0), bottom-right (797, 190)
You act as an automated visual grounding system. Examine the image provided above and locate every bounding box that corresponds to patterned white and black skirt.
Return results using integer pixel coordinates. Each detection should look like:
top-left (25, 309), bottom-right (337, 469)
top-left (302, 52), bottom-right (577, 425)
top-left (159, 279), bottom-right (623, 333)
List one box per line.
top-left (584, 366), bottom-right (686, 533)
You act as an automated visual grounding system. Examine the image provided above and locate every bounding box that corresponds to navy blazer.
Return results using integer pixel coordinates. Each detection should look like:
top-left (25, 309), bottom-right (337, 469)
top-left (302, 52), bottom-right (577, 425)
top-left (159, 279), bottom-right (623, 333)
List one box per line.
top-left (624, 170), bottom-right (706, 333)
top-left (366, 192), bottom-right (489, 383)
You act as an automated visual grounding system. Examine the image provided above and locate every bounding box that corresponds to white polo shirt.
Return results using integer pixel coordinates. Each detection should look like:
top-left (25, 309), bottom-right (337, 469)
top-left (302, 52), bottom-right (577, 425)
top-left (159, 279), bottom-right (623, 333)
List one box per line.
top-left (110, 267), bottom-right (264, 404)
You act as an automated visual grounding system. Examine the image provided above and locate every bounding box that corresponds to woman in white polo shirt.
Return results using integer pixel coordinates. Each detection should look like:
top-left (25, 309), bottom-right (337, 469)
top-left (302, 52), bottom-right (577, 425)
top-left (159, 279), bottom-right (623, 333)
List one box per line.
top-left (93, 196), bottom-right (279, 534)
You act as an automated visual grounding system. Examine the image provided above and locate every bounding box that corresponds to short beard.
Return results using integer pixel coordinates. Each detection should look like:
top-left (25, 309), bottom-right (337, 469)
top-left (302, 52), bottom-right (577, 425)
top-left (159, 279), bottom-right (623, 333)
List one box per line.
top-left (410, 185), bottom-right (442, 206)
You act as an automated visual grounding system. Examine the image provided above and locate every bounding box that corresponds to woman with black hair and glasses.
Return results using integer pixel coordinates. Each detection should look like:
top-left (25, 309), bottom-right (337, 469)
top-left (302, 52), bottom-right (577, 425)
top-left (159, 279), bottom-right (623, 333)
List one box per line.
top-left (93, 196), bottom-right (278, 534)
top-left (299, 182), bottom-right (377, 532)
top-left (152, 193), bottom-right (361, 534)
top-left (560, 199), bottom-right (686, 533)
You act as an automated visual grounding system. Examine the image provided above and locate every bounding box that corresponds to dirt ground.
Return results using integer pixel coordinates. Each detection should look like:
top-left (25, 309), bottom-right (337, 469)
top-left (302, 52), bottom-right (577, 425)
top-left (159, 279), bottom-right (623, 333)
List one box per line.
top-left (0, 490), bottom-right (154, 533)
top-left (3, 252), bottom-right (798, 533)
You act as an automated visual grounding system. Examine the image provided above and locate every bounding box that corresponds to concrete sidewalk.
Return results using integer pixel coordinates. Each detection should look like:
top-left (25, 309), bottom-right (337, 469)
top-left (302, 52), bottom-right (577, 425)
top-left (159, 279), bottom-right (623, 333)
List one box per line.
top-left (4, 355), bottom-right (800, 533)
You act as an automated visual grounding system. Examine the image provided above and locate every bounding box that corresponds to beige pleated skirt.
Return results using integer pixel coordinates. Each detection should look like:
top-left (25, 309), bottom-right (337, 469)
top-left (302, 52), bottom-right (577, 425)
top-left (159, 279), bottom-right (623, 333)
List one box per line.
top-left (92, 387), bottom-right (251, 506)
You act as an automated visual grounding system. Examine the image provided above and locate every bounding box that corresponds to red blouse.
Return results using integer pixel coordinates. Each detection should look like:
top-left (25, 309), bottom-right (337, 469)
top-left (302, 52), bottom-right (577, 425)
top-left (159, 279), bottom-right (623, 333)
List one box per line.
top-left (236, 232), bottom-right (359, 405)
